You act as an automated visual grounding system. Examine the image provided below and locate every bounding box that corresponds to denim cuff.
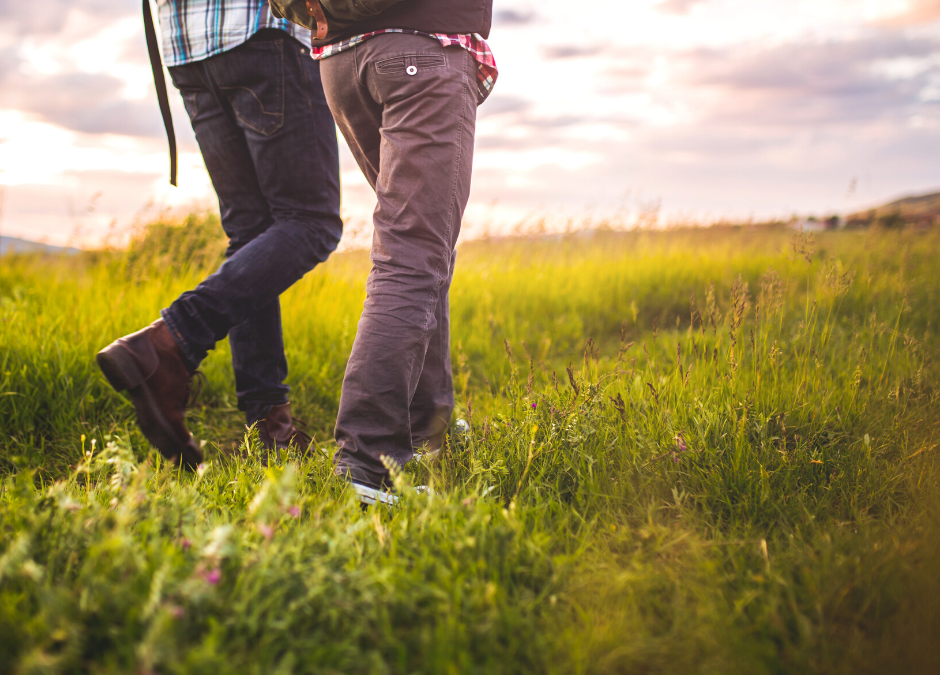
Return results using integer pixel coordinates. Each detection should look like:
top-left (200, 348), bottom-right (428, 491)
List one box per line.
top-left (160, 308), bottom-right (201, 372)
top-left (244, 397), bottom-right (291, 427)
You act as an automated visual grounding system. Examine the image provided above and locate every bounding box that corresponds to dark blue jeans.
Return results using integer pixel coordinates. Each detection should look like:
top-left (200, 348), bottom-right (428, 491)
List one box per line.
top-left (162, 31), bottom-right (342, 426)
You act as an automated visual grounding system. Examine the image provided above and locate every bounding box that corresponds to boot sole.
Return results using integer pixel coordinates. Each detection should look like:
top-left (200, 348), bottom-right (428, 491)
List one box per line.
top-left (97, 345), bottom-right (202, 470)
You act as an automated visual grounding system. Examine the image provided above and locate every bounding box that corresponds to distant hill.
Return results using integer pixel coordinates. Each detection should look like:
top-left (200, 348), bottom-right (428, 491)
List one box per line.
top-left (847, 190), bottom-right (940, 228)
top-left (880, 191), bottom-right (940, 214)
top-left (0, 236), bottom-right (81, 256)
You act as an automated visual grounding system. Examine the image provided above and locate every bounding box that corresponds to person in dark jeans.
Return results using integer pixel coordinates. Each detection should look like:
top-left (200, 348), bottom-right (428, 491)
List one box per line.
top-left (97, 12), bottom-right (342, 467)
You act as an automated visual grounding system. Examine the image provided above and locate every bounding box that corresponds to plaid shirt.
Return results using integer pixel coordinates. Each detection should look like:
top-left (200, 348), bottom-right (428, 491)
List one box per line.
top-left (311, 31), bottom-right (497, 104)
top-left (155, 0), bottom-right (311, 67)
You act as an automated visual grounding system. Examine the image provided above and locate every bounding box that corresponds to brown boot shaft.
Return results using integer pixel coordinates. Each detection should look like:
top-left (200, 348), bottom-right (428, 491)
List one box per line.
top-left (258, 403), bottom-right (312, 454)
top-left (97, 320), bottom-right (203, 469)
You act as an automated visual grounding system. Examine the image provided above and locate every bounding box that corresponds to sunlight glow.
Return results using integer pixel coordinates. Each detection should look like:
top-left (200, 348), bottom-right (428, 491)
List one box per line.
top-left (1, 0), bottom-right (939, 245)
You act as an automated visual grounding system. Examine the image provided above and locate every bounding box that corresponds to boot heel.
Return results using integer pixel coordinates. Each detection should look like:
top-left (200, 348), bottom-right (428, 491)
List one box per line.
top-left (97, 347), bottom-right (145, 392)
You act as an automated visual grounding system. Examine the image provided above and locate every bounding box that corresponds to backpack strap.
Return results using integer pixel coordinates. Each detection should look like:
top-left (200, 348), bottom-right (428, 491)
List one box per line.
top-left (305, 1), bottom-right (329, 40)
top-left (143, 0), bottom-right (177, 186)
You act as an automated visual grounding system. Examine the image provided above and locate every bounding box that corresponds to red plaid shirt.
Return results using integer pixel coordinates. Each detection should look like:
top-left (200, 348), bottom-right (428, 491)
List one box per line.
top-left (310, 30), bottom-right (497, 104)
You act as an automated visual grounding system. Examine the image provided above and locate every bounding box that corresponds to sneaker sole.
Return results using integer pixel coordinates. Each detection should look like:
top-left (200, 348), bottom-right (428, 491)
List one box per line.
top-left (352, 483), bottom-right (398, 506)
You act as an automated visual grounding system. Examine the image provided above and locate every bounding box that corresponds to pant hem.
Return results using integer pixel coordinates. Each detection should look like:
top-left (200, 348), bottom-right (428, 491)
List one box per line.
top-left (334, 465), bottom-right (393, 490)
top-left (244, 398), bottom-right (291, 426)
top-left (160, 309), bottom-right (201, 372)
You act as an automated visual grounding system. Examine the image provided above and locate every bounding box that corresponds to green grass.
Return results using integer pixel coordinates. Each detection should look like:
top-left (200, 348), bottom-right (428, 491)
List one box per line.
top-left (1, 217), bottom-right (938, 673)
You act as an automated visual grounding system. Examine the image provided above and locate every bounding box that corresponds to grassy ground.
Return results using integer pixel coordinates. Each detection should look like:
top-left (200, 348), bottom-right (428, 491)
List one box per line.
top-left (1, 217), bottom-right (938, 674)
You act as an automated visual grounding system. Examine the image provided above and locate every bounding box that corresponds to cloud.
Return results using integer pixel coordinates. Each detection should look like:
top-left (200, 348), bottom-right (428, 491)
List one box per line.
top-left (478, 94), bottom-right (533, 118)
top-left (0, 1), bottom-right (163, 138)
top-left (656, 0), bottom-right (708, 15)
top-left (878, 0), bottom-right (940, 26)
top-left (493, 9), bottom-right (538, 26)
top-left (0, 0), bottom-right (137, 34)
top-left (593, 30), bottom-right (940, 133)
top-left (597, 62), bottom-right (654, 95)
top-left (678, 34), bottom-right (940, 127)
top-left (0, 59), bottom-right (165, 138)
top-left (4, 0), bottom-right (940, 238)
top-left (541, 44), bottom-right (607, 60)
top-left (468, 26), bottom-right (940, 220)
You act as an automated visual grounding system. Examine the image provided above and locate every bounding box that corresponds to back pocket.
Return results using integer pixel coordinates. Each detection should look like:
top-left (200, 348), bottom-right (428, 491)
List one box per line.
top-left (211, 41), bottom-right (285, 136)
top-left (375, 52), bottom-right (446, 75)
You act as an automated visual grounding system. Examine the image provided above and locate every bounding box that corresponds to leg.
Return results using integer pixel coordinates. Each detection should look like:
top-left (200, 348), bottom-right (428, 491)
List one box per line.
top-left (167, 52), bottom-right (288, 425)
top-left (218, 34), bottom-right (342, 425)
top-left (162, 35), bottom-right (342, 411)
top-left (99, 34), bottom-right (340, 465)
top-left (409, 251), bottom-right (456, 452)
top-left (228, 301), bottom-right (288, 425)
top-left (322, 34), bottom-right (477, 488)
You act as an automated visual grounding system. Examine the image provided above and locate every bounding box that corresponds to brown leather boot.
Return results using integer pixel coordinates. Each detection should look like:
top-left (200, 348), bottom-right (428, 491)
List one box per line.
top-left (257, 403), bottom-right (312, 454)
top-left (96, 319), bottom-right (203, 469)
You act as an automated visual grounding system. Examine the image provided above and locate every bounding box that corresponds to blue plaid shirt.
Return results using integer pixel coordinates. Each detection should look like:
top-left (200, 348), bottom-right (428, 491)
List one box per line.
top-left (156, 0), bottom-right (311, 67)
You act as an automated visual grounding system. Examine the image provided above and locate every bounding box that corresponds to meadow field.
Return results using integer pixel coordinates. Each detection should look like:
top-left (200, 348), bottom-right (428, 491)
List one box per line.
top-left (1, 218), bottom-right (938, 674)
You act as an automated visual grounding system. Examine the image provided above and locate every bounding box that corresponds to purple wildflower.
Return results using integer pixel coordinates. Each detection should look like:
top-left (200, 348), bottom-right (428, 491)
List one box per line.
top-left (181, 538), bottom-right (192, 552)
top-left (287, 505), bottom-right (301, 519)
top-left (675, 434), bottom-right (688, 453)
top-left (201, 568), bottom-right (221, 585)
top-left (671, 452), bottom-right (679, 464)
top-left (258, 523), bottom-right (275, 541)
top-left (532, 402), bottom-right (538, 410)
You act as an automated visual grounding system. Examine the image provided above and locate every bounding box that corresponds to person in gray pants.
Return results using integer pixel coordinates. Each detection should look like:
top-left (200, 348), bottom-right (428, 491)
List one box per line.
top-left (304, 3), bottom-right (496, 501)
top-left (322, 36), bottom-right (477, 496)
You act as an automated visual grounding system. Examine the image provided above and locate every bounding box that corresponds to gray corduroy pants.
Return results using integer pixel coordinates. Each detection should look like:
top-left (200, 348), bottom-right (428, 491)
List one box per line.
top-left (321, 33), bottom-right (478, 488)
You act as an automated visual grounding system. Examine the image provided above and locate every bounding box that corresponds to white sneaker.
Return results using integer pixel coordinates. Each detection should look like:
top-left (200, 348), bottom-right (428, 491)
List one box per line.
top-left (352, 482), bottom-right (398, 506)
top-left (411, 418), bottom-right (470, 463)
top-left (351, 481), bottom-right (432, 506)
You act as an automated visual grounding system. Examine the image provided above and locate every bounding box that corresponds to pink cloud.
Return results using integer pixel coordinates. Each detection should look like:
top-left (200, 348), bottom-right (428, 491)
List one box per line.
top-left (879, 0), bottom-right (940, 26)
top-left (657, 0), bottom-right (707, 15)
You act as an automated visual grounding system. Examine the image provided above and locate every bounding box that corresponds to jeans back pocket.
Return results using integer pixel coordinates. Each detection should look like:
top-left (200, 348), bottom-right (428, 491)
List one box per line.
top-left (211, 41), bottom-right (285, 136)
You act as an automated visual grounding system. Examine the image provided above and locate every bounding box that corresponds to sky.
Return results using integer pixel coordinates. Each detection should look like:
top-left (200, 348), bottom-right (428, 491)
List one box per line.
top-left (0, 0), bottom-right (939, 247)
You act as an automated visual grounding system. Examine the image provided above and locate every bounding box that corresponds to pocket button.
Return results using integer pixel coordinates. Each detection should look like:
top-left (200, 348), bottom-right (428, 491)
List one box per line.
top-left (406, 65), bottom-right (417, 76)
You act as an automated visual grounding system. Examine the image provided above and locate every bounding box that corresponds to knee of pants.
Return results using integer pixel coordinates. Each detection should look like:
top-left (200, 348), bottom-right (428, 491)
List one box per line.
top-left (225, 227), bottom-right (269, 258)
top-left (295, 217), bottom-right (343, 263)
top-left (225, 240), bottom-right (246, 259)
